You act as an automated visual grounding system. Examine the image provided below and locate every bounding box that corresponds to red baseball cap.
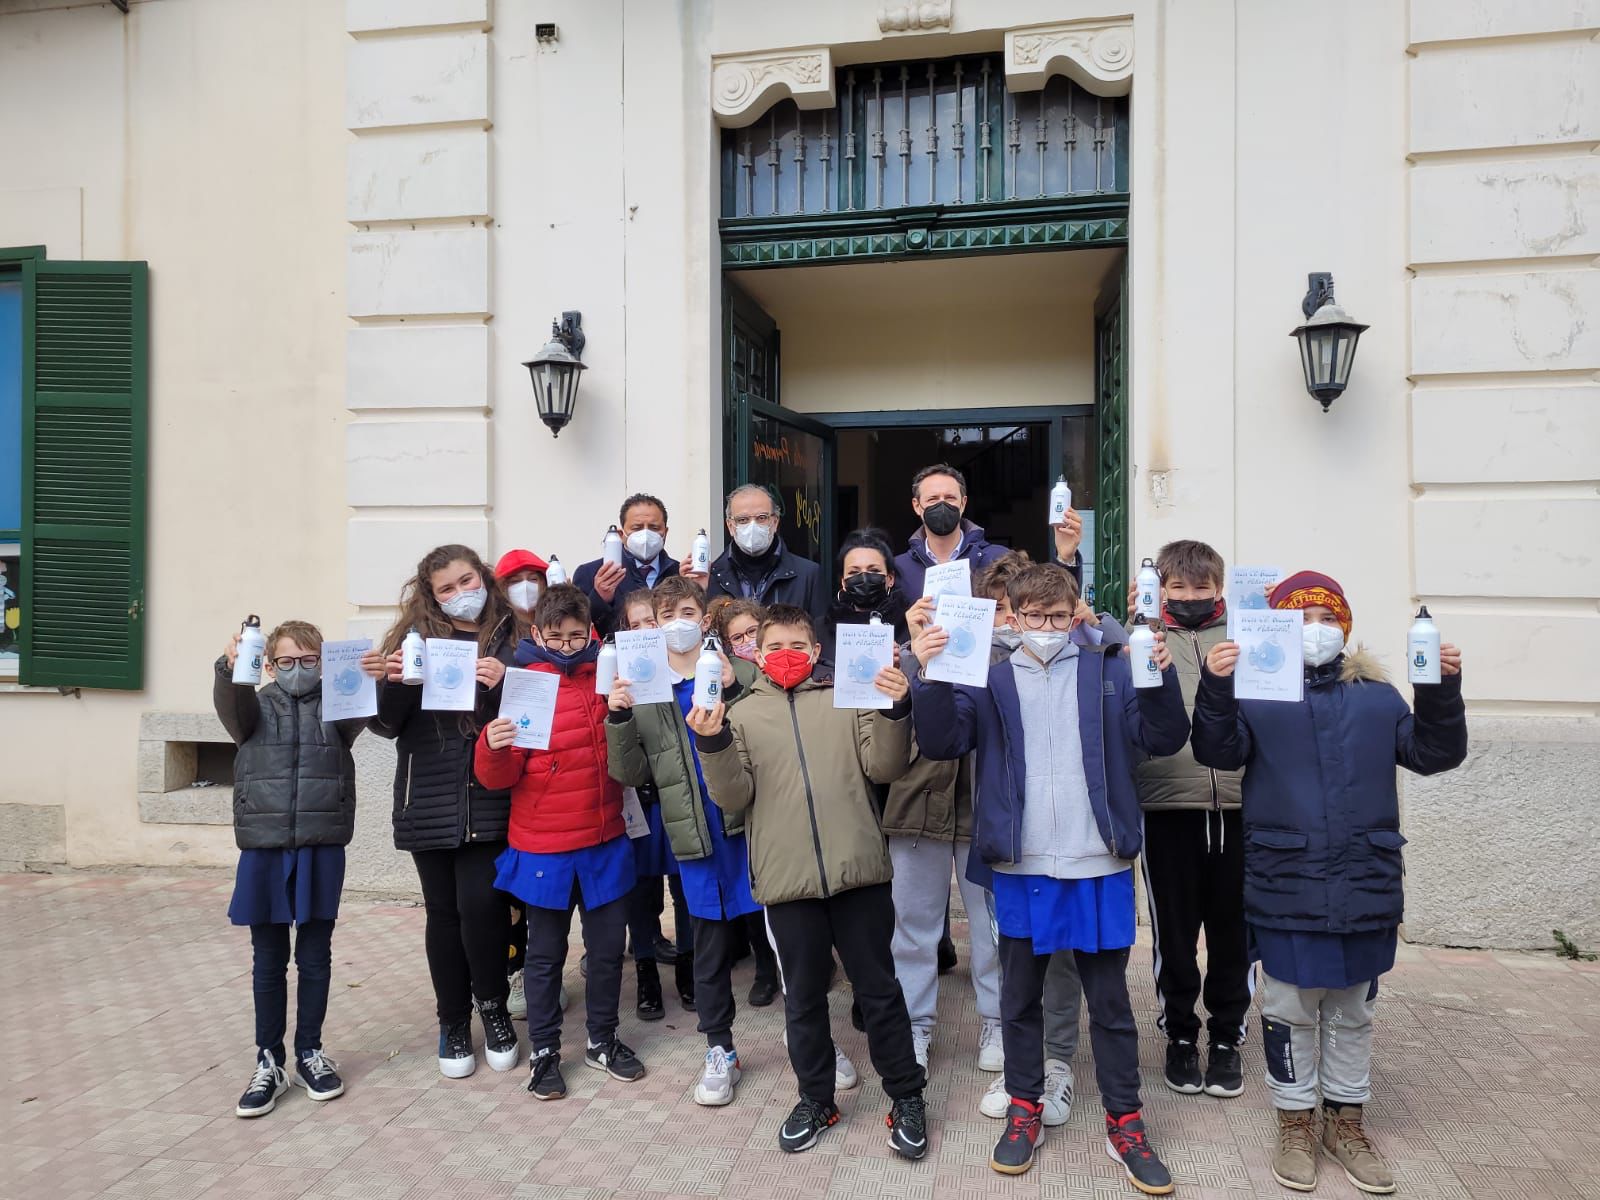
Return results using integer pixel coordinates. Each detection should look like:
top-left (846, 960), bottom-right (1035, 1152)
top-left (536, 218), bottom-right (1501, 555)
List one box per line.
top-left (494, 549), bottom-right (550, 581)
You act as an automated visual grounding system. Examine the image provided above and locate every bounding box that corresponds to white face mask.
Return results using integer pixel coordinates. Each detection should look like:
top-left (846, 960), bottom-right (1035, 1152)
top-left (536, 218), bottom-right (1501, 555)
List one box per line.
top-left (661, 618), bottom-right (704, 654)
top-left (1022, 631), bottom-right (1066, 662)
top-left (733, 521), bottom-right (774, 556)
top-left (625, 529), bottom-right (664, 563)
top-left (440, 586), bottom-right (487, 621)
top-left (506, 579), bottom-right (541, 613)
top-left (1302, 621), bottom-right (1346, 668)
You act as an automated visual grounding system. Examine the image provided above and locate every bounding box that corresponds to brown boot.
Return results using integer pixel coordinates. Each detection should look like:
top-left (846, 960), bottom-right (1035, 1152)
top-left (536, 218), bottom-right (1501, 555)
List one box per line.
top-left (1271, 1108), bottom-right (1318, 1192)
top-left (1321, 1103), bottom-right (1396, 1194)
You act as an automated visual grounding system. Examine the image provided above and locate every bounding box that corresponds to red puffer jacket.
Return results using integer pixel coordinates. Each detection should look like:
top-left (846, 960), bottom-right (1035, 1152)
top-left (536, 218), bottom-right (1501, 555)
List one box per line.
top-left (474, 656), bottom-right (624, 853)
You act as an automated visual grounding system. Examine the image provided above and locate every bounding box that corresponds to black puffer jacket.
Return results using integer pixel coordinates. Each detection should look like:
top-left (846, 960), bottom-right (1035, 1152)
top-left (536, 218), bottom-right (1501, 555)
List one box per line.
top-left (212, 660), bottom-right (363, 851)
top-left (370, 620), bottom-right (516, 852)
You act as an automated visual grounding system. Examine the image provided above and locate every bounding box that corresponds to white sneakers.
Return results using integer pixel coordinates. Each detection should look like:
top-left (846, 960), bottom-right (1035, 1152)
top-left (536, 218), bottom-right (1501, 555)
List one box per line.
top-left (912, 1027), bottom-right (933, 1071)
top-left (781, 1028), bottom-right (859, 1091)
top-left (507, 969), bottom-right (527, 1019)
top-left (977, 1020), bottom-right (1005, 1072)
top-left (693, 1046), bottom-right (741, 1106)
top-left (978, 1057), bottom-right (1074, 1127)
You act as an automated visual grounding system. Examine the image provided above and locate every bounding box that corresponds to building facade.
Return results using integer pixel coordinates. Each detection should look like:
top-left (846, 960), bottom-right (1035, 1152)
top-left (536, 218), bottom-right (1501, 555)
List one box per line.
top-left (0, 0), bottom-right (1595, 947)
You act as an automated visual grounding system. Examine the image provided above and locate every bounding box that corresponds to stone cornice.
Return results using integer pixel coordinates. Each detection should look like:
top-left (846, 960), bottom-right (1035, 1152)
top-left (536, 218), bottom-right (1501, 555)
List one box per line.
top-left (711, 48), bottom-right (835, 128)
top-left (1005, 18), bottom-right (1134, 96)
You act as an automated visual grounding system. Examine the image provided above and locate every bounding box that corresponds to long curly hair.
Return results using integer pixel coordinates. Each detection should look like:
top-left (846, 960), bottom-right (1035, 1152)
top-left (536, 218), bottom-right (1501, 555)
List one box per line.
top-left (380, 544), bottom-right (512, 657)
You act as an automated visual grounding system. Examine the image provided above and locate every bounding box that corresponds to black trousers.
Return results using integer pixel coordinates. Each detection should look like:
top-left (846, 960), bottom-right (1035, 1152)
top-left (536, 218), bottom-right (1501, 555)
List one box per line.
top-left (691, 914), bottom-right (739, 1049)
top-left (766, 883), bottom-right (924, 1105)
top-left (524, 884), bottom-right (628, 1053)
top-left (412, 840), bottom-right (511, 1023)
top-left (251, 919), bottom-right (334, 1065)
top-left (1000, 936), bottom-right (1142, 1115)
top-left (1141, 809), bottom-right (1252, 1045)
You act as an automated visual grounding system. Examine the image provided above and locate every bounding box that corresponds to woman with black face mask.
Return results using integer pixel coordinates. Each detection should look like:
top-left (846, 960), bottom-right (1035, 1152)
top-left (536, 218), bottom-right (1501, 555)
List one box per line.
top-left (818, 528), bottom-right (912, 668)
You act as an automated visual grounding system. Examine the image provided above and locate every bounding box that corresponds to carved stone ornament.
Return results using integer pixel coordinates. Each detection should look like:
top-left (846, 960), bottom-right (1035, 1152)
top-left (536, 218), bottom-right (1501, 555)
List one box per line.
top-left (877, 0), bottom-right (952, 36)
top-left (712, 48), bottom-right (835, 128)
top-left (1006, 18), bottom-right (1133, 96)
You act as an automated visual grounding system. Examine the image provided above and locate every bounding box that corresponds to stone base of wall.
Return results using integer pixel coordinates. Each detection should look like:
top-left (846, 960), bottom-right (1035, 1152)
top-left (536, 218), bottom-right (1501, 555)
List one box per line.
top-left (0, 802), bottom-right (68, 871)
top-left (1404, 716), bottom-right (1600, 950)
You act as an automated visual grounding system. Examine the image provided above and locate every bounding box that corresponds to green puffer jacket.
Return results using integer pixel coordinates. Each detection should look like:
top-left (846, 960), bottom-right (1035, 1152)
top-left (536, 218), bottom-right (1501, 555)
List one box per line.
top-left (604, 658), bottom-right (758, 861)
top-left (880, 642), bottom-right (970, 840)
top-left (1137, 615), bottom-right (1244, 810)
top-left (695, 674), bottom-right (911, 905)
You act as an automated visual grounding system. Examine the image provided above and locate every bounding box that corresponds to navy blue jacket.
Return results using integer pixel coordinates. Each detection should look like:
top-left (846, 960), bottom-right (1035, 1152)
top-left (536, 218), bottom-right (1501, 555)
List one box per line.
top-left (894, 518), bottom-right (1083, 599)
top-left (573, 553), bottom-right (680, 638)
top-left (911, 645), bottom-right (1190, 880)
top-left (1190, 649), bottom-right (1467, 935)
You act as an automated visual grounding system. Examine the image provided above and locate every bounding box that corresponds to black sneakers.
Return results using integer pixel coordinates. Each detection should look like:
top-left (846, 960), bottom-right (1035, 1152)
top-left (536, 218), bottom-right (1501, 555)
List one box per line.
top-left (1105, 1111), bottom-right (1175, 1195)
top-left (1163, 1039), bottom-right (1203, 1094)
top-left (291, 1049), bottom-right (344, 1102)
top-left (748, 974), bottom-right (780, 1007)
top-left (478, 997), bottom-right (519, 1072)
top-left (527, 1047), bottom-right (567, 1100)
top-left (886, 1094), bottom-right (929, 1160)
top-left (584, 1038), bottom-right (646, 1082)
top-left (990, 1098), bottom-right (1044, 1174)
top-left (438, 1017), bottom-right (475, 1079)
top-left (1204, 1040), bottom-right (1244, 1098)
top-left (235, 1049), bottom-right (288, 1118)
top-left (778, 1097), bottom-right (840, 1153)
top-left (636, 959), bottom-right (665, 1022)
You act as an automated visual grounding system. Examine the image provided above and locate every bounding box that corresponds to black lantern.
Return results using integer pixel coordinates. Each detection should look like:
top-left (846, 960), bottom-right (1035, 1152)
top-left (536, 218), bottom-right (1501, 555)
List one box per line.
top-left (1290, 273), bottom-right (1368, 412)
top-left (523, 311), bottom-right (587, 437)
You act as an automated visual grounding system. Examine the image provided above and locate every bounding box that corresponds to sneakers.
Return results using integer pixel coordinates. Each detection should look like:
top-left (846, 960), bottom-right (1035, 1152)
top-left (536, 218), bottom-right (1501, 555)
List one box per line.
top-left (1272, 1107), bottom-right (1319, 1191)
top-left (1105, 1111), bottom-right (1174, 1195)
top-left (527, 1047), bottom-right (567, 1101)
top-left (507, 968), bottom-right (527, 1019)
top-left (748, 975), bottom-right (779, 1007)
top-left (290, 1049), bottom-right (344, 1101)
top-left (584, 1038), bottom-right (647, 1082)
top-left (234, 1049), bottom-right (288, 1118)
top-left (693, 1046), bottom-right (741, 1107)
top-left (886, 1093), bottom-right (929, 1160)
top-left (1163, 1039), bottom-right (1202, 1094)
top-left (979, 1076), bottom-right (1010, 1118)
top-left (1042, 1057), bottom-right (1075, 1126)
top-left (1322, 1103), bottom-right (1396, 1194)
top-left (834, 1043), bottom-right (859, 1091)
top-left (637, 958), bottom-right (665, 1022)
top-left (911, 1026), bottom-right (932, 1070)
top-left (477, 997), bottom-right (519, 1072)
top-left (977, 1020), bottom-right (1005, 1072)
top-left (1203, 1040), bottom-right (1244, 1098)
top-left (778, 1097), bottom-right (840, 1153)
top-left (990, 1098), bottom-right (1044, 1175)
top-left (438, 1017), bottom-right (476, 1079)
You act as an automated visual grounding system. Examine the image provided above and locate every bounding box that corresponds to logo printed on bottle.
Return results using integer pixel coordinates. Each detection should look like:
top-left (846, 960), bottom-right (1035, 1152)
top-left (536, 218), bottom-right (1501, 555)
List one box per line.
top-left (1414, 651), bottom-right (1427, 669)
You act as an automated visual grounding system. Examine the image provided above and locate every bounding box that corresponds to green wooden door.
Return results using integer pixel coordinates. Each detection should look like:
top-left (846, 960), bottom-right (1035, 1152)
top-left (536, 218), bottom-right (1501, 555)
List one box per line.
top-left (1093, 261), bottom-right (1128, 610)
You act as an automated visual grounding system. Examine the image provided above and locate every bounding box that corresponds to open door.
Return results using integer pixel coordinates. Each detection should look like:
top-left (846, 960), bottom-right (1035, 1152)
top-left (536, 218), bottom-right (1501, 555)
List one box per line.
top-left (724, 280), bottom-right (836, 568)
top-left (1093, 259), bottom-right (1128, 610)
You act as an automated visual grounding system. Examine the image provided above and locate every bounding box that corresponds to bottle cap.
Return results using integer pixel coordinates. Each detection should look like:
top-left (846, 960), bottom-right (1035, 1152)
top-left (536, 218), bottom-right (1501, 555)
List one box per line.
top-left (243, 614), bottom-right (261, 630)
top-left (1416, 604), bottom-right (1432, 619)
top-left (1141, 558), bottom-right (1155, 568)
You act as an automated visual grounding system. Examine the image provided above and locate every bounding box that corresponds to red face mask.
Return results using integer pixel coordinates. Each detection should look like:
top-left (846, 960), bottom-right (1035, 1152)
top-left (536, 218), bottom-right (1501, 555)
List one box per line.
top-left (760, 648), bottom-right (814, 690)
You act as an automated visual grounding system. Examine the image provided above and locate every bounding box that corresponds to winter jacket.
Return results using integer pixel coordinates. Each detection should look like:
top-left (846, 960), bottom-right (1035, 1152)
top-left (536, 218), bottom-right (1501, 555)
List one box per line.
top-left (706, 542), bottom-right (827, 628)
top-left (892, 519), bottom-right (1016, 600)
top-left (213, 660), bottom-right (363, 851)
top-left (880, 641), bottom-right (968, 841)
top-left (694, 674), bottom-right (912, 905)
top-left (605, 658), bottom-right (759, 860)
top-left (818, 589), bottom-right (912, 666)
top-left (474, 640), bottom-right (625, 854)
top-left (573, 553), bottom-right (680, 639)
top-left (1136, 614), bottom-right (1244, 811)
top-left (369, 619), bottom-right (515, 853)
top-left (1190, 648), bottom-right (1467, 935)
top-left (911, 644), bottom-right (1190, 875)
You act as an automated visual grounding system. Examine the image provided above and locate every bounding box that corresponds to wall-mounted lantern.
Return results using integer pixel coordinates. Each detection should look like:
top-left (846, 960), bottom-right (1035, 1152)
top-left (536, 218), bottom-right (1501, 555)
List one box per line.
top-left (1290, 273), bottom-right (1368, 412)
top-left (523, 312), bottom-right (587, 438)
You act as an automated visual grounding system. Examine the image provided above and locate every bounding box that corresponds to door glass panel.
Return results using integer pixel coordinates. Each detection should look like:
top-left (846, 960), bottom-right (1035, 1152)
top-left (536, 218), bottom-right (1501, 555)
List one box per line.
top-left (749, 409), bottom-right (829, 566)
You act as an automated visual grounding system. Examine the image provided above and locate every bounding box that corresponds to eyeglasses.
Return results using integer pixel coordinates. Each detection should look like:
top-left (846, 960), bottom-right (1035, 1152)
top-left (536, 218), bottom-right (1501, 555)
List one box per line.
top-left (273, 655), bottom-right (321, 670)
top-left (730, 513), bottom-right (776, 528)
top-left (1018, 611), bottom-right (1074, 631)
top-left (729, 629), bottom-right (758, 645)
top-left (542, 633), bottom-right (591, 650)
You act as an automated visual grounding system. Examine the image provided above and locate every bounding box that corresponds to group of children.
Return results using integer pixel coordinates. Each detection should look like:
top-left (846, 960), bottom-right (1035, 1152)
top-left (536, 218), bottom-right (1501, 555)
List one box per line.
top-left (215, 484), bottom-right (1467, 1197)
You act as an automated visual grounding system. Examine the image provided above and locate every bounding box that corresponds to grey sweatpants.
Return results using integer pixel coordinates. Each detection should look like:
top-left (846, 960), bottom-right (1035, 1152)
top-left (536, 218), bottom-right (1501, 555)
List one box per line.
top-left (889, 836), bottom-right (1001, 1029)
top-left (984, 886), bottom-right (1083, 1062)
top-left (1260, 969), bottom-right (1377, 1110)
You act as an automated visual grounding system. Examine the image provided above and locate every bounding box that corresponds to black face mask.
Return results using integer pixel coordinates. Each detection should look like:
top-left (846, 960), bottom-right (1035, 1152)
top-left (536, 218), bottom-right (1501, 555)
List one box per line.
top-left (1165, 598), bottom-right (1218, 630)
top-left (841, 571), bottom-right (889, 609)
top-left (922, 502), bottom-right (962, 537)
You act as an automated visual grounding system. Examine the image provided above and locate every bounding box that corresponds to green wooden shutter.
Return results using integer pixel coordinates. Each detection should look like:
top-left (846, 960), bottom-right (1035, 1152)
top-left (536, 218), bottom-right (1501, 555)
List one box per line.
top-left (19, 260), bottom-right (148, 689)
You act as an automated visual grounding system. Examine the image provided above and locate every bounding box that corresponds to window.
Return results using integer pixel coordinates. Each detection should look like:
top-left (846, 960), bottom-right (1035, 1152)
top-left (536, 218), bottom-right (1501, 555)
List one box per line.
top-left (0, 247), bottom-right (148, 689)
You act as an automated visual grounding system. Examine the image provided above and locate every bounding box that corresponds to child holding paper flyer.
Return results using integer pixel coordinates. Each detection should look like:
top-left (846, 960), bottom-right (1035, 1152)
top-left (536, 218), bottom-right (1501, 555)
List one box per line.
top-left (477, 584), bottom-right (646, 1100)
top-left (216, 619), bottom-right (382, 1118)
top-left (606, 576), bottom-right (772, 1106)
top-left (1190, 571), bottom-right (1466, 1195)
top-left (687, 604), bottom-right (930, 1160)
top-left (911, 563), bottom-right (1190, 1191)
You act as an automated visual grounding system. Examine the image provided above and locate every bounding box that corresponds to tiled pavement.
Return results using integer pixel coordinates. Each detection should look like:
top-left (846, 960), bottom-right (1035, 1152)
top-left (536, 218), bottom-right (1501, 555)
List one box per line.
top-left (3, 872), bottom-right (1598, 1199)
